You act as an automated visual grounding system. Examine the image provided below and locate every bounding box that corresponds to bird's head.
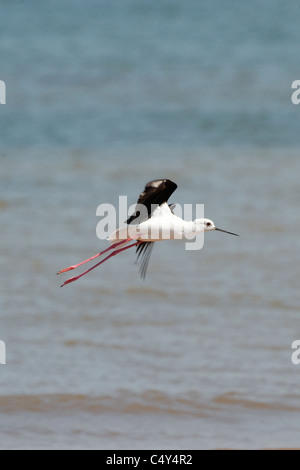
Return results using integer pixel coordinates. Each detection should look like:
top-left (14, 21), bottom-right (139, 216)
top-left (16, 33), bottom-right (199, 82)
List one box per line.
top-left (193, 218), bottom-right (239, 236)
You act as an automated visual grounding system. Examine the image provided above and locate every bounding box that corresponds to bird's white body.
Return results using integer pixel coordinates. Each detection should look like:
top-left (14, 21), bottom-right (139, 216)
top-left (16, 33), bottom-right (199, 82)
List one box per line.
top-left (108, 203), bottom-right (215, 243)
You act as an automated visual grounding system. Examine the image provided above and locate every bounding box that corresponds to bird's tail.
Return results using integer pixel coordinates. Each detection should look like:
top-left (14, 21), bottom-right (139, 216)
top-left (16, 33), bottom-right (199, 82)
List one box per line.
top-left (58, 238), bottom-right (140, 287)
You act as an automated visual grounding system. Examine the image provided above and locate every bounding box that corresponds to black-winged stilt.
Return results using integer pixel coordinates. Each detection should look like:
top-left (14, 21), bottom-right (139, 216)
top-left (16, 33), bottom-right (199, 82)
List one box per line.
top-left (58, 179), bottom-right (238, 286)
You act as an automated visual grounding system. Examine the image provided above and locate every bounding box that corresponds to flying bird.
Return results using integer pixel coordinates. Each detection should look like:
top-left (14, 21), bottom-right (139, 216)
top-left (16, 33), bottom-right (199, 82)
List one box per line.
top-left (58, 179), bottom-right (238, 286)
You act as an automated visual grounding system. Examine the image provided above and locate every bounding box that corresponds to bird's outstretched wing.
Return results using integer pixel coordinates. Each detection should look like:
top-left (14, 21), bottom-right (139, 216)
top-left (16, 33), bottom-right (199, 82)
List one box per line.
top-left (127, 179), bottom-right (177, 279)
top-left (126, 179), bottom-right (177, 224)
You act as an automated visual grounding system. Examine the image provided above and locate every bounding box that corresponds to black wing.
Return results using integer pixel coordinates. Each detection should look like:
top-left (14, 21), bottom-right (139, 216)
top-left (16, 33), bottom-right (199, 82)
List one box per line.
top-left (127, 179), bottom-right (177, 279)
top-left (126, 179), bottom-right (177, 224)
top-left (136, 242), bottom-right (155, 280)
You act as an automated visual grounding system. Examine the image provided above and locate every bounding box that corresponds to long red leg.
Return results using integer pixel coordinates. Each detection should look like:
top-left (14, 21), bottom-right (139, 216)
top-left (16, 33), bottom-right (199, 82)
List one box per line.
top-left (60, 241), bottom-right (140, 287)
top-left (57, 239), bottom-right (130, 275)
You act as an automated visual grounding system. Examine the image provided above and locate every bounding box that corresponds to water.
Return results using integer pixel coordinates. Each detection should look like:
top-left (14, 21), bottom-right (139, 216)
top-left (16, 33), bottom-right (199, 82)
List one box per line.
top-left (0, 0), bottom-right (300, 450)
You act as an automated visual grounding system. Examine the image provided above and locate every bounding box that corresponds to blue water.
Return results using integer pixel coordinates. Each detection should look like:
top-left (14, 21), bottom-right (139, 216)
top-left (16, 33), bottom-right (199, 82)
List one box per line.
top-left (1, 0), bottom-right (300, 450)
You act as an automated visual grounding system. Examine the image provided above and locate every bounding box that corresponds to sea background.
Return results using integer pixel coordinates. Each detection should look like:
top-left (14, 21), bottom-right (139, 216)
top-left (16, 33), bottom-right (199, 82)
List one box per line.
top-left (0, 0), bottom-right (300, 449)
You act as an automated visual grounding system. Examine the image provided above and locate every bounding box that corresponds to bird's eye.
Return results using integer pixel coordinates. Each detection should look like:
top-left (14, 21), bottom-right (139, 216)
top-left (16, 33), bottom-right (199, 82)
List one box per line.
top-left (206, 222), bottom-right (211, 227)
